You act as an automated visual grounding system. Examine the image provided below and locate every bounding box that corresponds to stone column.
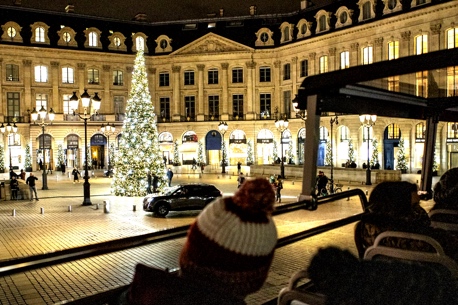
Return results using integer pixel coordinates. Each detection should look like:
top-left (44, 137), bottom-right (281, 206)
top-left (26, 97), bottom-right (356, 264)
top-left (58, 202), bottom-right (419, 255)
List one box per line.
top-left (350, 43), bottom-right (359, 67)
top-left (172, 65), bottom-right (181, 121)
top-left (23, 59), bottom-right (33, 112)
top-left (245, 61), bottom-right (256, 119)
top-left (221, 62), bottom-right (229, 121)
top-left (374, 37), bottom-right (384, 62)
top-left (274, 60), bottom-right (281, 115)
top-left (197, 64), bottom-right (205, 121)
top-left (50, 61), bottom-right (60, 113)
top-left (308, 52), bottom-right (316, 75)
top-left (102, 65), bottom-right (110, 113)
top-left (328, 48), bottom-right (336, 71)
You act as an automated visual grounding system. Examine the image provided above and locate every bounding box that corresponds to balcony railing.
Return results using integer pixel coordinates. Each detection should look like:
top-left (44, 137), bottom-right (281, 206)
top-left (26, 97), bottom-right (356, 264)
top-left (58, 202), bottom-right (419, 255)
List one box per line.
top-left (180, 116), bottom-right (197, 122)
top-left (115, 113), bottom-right (125, 121)
top-left (4, 116), bottom-right (27, 123)
top-left (204, 114), bottom-right (220, 121)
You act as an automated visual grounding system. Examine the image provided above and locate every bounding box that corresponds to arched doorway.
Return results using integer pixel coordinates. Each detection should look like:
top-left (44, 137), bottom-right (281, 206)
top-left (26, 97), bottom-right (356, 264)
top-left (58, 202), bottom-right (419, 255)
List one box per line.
top-left (205, 130), bottom-right (221, 166)
top-left (383, 123), bottom-right (401, 170)
top-left (257, 129), bottom-right (274, 164)
top-left (229, 129), bottom-right (247, 165)
top-left (37, 134), bottom-right (53, 171)
top-left (159, 131), bottom-right (174, 165)
top-left (90, 134), bottom-right (105, 169)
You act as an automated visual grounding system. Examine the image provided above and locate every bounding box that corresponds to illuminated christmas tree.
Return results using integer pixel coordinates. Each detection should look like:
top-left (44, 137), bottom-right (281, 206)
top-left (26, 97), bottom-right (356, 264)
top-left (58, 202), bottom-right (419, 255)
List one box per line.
top-left (111, 49), bottom-right (165, 196)
top-left (197, 141), bottom-right (205, 165)
top-left (246, 140), bottom-right (254, 165)
top-left (173, 141), bottom-right (180, 166)
top-left (370, 139), bottom-right (379, 168)
top-left (396, 138), bottom-right (408, 172)
top-left (57, 144), bottom-right (64, 167)
top-left (25, 144), bottom-right (32, 171)
top-left (0, 144), bottom-right (4, 172)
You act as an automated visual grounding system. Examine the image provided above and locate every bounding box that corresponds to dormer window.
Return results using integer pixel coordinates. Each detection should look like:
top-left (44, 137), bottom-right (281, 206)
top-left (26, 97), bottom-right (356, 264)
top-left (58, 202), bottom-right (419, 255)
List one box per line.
top-left (279, 22), bottom-right (293, 44)
top-left (108, 32), bottom-right (127, 51)
top-left (255, 28), bottom-right (274, 47)
top-left (335, 7), bottom-right (353, 29)
top-left (383, 0), bottom-right (402, 14)
top-left (155, 35), bottom-right (172, 54)
top-left (30, 22), bottom-right (50, 45)
top-left (315, 10), bottom-right (331, 33)
top-left (1, 22), bottom-right (23, 43)
top-left (84, 28), bottom-right (102, 49)
top-left (296, 19), bottom-right (312, 39)
top-left (132, 33), bottom-right (148, 53)
top-left (57, 26), bottom-right (77, 47)
top-left (357, 0), bottom-right (376, 22)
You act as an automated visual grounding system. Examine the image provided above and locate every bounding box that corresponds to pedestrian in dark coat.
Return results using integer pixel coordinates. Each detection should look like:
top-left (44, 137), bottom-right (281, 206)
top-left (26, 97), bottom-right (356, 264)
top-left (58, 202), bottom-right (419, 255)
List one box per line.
top-left (72, 168), bottom-right (81, 183)
top-left (10, 176), bottom-right (19, 200)
top-left (26, 173), bottom-right (39, 201)
top-left (166, 168), bottom-right (174, 187)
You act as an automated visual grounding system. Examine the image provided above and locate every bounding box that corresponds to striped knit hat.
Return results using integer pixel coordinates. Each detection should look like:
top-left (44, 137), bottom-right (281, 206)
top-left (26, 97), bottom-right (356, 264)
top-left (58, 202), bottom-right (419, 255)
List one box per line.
top-left (179, 177), bottom-right (277, 299)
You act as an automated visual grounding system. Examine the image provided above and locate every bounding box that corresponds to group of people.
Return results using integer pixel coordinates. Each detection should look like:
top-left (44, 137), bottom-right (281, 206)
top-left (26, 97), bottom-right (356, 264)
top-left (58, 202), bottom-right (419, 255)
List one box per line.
top-left (308, 168), bottom-right (458, 304)
top-left (9, 170), bottom-right (39, 201)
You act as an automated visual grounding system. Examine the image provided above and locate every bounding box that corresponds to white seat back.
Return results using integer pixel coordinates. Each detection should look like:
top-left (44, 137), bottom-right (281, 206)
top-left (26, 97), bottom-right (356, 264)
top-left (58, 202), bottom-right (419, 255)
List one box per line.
top-left (363, 230), bottom-right (458, 279)
top-left (428, 209), bottom-right (458, 232)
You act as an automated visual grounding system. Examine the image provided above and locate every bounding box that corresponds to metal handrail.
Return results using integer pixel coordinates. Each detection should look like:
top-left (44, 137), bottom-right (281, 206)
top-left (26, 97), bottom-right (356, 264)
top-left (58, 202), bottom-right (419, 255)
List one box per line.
top-left (1, 189), bottom-right (368, 305)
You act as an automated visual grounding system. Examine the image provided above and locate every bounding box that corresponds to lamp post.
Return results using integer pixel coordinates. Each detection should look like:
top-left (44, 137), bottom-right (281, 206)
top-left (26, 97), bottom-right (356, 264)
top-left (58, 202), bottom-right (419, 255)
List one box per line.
top-left (100, 123), bottom-right (116, 171)
top-left (0, 122), bottom-right (18, 172)
top-left (31, 106), bottom-right (55, 190)
top-left (275, 118), bottom-right (289, 179)
top-left (329, 115), bottom-right (338, 193)
top-left (359, 114), bottom-right (377, 185)
top-left (69, 90), bottom-right (102, 206)
top-left (218, 121), bottom-right (228, 174)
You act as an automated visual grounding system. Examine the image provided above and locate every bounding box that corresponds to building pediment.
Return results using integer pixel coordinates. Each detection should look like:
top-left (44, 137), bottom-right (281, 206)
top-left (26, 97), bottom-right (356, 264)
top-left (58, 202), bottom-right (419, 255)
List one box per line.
top-left (172, 33), bottom-right (252, 55)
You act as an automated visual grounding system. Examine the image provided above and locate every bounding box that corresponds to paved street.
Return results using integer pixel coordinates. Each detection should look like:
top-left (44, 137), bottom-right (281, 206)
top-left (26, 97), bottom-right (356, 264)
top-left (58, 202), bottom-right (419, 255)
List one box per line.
top-left (0, 169), bottom-right (435, 305)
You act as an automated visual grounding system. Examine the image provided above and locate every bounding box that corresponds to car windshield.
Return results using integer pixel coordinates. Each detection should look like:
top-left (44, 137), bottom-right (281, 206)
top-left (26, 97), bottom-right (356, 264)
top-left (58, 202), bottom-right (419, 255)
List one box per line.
top-left (163, 185), bottom-right (181, 196)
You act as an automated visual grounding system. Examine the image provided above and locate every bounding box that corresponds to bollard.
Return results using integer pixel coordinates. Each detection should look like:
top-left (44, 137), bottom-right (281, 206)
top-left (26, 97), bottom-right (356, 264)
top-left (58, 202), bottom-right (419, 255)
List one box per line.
top-left (68, 205), bottom-right (72, 212)
top-left (292, 181), bottom-right (295, 185)
top-left (188, 175), bottom-right (190, 179)
top-left (12, 209), bottom-right (16, 216)
top-left (365, 189), bottom-right (368, 196)
top-left (133, 204), bottom-right (136, 212)
top-left (95, 203), bottom-right (99, 210)
top-left (347, 187), bottom-right (351, 201)
top-left (217, 175), bottom-right (220, 179)
top-left (104, 200), bottom-right (110, 213)
top-left (40, 207), bottom-right (44, 214)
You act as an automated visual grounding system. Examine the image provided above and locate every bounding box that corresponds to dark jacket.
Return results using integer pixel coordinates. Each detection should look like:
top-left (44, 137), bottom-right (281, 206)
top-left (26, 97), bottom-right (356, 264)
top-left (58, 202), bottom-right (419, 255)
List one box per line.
top-left (26, 175), bottom-right (38, 187)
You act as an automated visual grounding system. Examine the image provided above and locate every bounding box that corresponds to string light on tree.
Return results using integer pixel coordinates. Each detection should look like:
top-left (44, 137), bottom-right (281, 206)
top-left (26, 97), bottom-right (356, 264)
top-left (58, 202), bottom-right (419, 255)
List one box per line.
top-left (111, 49), bottom-right (166, 196)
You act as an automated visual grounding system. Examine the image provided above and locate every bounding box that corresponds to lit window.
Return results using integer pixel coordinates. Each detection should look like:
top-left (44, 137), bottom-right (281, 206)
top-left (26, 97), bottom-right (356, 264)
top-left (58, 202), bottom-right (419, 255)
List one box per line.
top-left (62, 67), bottom-right (74, 84)
top-left (415, 34), bottom-right (428, 55)
top-left (340, 51), bottom-right (350, 69)
top-left (35, 27), bottom-right (45, 42)
top-left (113, 70), bottom-right (124, 86)
top-left (362, 46), bottom-right (373, 65)
top-left (388, 41), bottom-right (399, 60)
top-left (6, 64), bottom-right (19, 81)
top-left (34, 65), bottom-right (48, 82)
top-left (447, 28), bottom-right (458, 49)
top-left (319, 56), bottom-right (328, 74)
top-left (88, 68), bottom-right (99, 84)
top-left (136, 36), bottom-right (144, 51)
top-left (89, 32), bottom-right (98, 47)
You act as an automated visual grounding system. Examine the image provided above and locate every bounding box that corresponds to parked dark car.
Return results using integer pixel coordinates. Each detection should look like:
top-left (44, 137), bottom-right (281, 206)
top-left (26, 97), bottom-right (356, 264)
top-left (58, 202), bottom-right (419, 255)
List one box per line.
top-left (143, 183), bottom-right (223, 217)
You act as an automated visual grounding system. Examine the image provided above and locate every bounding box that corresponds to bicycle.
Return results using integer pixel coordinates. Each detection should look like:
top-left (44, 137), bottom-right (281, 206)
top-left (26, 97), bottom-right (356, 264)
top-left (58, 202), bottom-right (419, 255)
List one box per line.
top-left (320, 180), bottom-right (343, 196)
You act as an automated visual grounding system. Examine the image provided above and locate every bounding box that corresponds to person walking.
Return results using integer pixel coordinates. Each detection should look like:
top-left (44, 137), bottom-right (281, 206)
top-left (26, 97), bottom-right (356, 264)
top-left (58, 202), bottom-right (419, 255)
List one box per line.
top-left (10, 175), bottom-right (19, 200)
top-left (39, 159), bottom-right (43, 170)
top-left (191, 158), bottom-right (197, 170)
top-left (166, 168), bottom-right (174, 187)
top-left (146, 171), bottom-right (152, 194)
top-left (26, 172), bottom-right (39, 201)
top-left (61, 162), bottom-right (66, 175)
top-left (72, 167), bottom-right (81, 184)
top-left (237, 172), bottom-right (245, 188)
top-left (237, 161), bottom-right (242, 174)
top-left (275, 175), bottom-right (283, 203)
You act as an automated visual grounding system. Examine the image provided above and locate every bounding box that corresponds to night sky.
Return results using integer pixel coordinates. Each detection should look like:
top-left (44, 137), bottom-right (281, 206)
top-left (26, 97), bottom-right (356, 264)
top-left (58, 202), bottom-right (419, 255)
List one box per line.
top-left (0, 1), bottom-right (301, 22)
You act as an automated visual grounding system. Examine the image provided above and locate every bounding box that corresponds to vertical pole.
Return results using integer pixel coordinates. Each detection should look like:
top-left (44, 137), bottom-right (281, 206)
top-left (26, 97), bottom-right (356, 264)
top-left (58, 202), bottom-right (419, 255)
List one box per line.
top-left (82, 118), bottom-right (92, 205)
top-left (221, 133), bottom-right (226, 174)
top-left (42, 125), bottom-right (48, 190)
top-left (366, 126), bottom-right (372, 185)
top-left (280, 130), bottom-right (285, 179)
top-left (330, 121), bottom-right (334, 193)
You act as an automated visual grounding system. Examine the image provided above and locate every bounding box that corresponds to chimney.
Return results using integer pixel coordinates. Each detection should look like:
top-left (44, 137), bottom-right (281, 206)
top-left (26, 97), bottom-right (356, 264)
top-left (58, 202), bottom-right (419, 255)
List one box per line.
top-left (249, 5), bottom-right (257, 16)
top-left (133, 13), bottom-right (148, 22)
top-left (219, 9), bottom-right (224, 17)
top-left (13, 0), bottom-right (22, 6)
top-left (65, 4), bottom-right (75, 13)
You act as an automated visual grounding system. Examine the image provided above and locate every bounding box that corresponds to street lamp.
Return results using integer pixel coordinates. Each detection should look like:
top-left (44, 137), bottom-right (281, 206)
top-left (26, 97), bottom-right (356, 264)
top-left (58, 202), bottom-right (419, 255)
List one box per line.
top-left (329, 115), bottom-right (338, 193)
top-left (275, 117), bottom-right (289, 179)
top-left (31, 106), bottom-right (55, 190)
top-left (69, 90), bottom-right (102, 206)
top-left (218, 121), bottom-right (228, 174)
top-left (0, 122), bottom-right (18, 172)
top-left (100, 123), bottom-right (116, 171)
top-left (359, 114), bottom-right (377, 185)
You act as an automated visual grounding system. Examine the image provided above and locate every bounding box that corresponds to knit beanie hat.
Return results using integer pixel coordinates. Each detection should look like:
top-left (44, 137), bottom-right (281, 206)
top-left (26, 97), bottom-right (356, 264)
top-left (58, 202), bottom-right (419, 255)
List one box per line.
top-left (179, 177), bottom-right (277, 299)
top-left (433, 168), bottom-right (458, 209)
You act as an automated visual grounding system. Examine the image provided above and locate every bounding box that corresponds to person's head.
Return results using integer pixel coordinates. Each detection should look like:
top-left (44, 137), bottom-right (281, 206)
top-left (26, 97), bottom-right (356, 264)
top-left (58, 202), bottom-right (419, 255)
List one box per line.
top-left (277, 175), bottom-right (281, 179)
top-left (368, 181), bottom-right (419, 216)
top-left (433, 168), bottom-right (458, 209)
top-left (30, 172), bottom-right (34, 177)
top-left (319, 171), bottom-right (324, 176)
top-left (20, 169), bottom-right (24, 172)
top-left (12, 176), bottom-right (16, 179)
top-left (179, 178), bottom-right (277, 299)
